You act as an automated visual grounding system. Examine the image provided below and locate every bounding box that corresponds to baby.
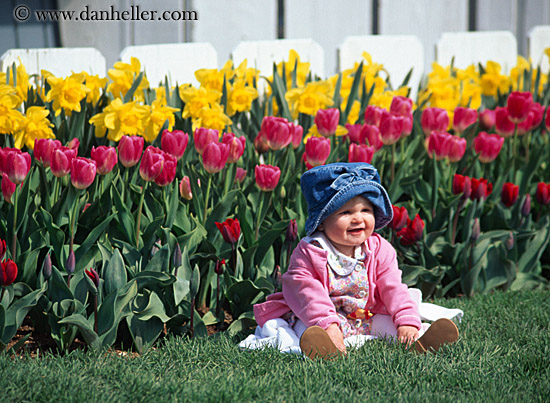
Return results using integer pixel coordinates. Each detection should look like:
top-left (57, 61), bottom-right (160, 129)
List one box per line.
top-left (254, 162), bottom-right (458, 358)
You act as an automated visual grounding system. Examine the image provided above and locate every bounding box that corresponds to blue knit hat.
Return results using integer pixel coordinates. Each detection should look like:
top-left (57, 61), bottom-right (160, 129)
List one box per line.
top-left (301, 162), bottom-right (393, 235)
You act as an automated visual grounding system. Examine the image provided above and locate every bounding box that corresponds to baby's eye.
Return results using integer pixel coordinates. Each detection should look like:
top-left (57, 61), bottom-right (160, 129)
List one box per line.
top-left (340, 210), bottom-right (350, 215)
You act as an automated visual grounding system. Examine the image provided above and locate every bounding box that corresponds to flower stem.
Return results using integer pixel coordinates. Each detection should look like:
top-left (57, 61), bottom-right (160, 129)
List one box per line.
top-left (93, 294), bottom-right (98, 333)
top-left (135, 181), bottom-right (148, 248)
top-left (203, 175), bottom-right (213, 223)
top-left (431, 157), bottom-right (438, 221)
top-left (11, 184), bottom-right (18, 260)
top-left (255, 192), bottom-right (265, 241)
top-left (391, 143), bottom-right (396, 182)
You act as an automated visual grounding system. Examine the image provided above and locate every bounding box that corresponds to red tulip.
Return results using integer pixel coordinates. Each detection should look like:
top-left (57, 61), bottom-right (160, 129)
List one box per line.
top-left (421, 107), bottom-right (449, 136)
top-left (2, 173), bottom-right (16, 204)
top-left (360, 124), bottom-right (383, 151)
top-left (139, 146), bottom-right (165, 181)
top-left (0, 258), bottom-right (18, 286)
top-left (389, 96), bottom-right (413, 136)
top-left (194, 127), bottom-right (219, 155)
top-left (397, 214), bottom-right (424, 245)
top-left (85, 268), bottom-right (100, 288)
top-left (304, 136), bottom-right (331, 168)
top-left (364, 105), bottom-right (385, 127)
top-left (473, 131), bottom-right (505, 163)
top-left (529, 102), bottom-right (545, 129)
top-left (506, 91), bottom-right (532, 123)
top-left (234, 167), bottom-right (247, 184)
top-left (314, 108), bottom-right (340, 137)
top-left (426, 131), bottom-right (452, 160)
top-left (90, 146), bottom-right (118, 175)
top-left (453, 106), bottom-right (478, 135)
top-left (260, 116), bottom-right (293, 151)
top-left (389, 205), bottom-right (409, 231)
top-left (536, 182), bottom-right (550, 205)
top-left (479, 109), bottom-right (496, 130)
top-left (4, 149), bottom-right (31, 184)
top-left (452, 174), bottom-right (472, 199)
top-left (255, 164), bottom-right (281, 191)
top-left (222, 132), bottom-right (246, 163)
top-left (494, 107), bottom-right (515, 137)
top-left (34, 138), bottom-right (61, 167)
top-left (202, 142), bottom-right (229, 174)
top-left (254, 131), bottom-right (269, 154)
top-left (0, 238), bottom-right (5, 259)
top-left (51, 147), bottom-right (77, 178)
top-left (470, 177), bottom-right (493, 201)
top-left (118, 135), bottom-right (144, 168)
top-left (501, 182), bottom-right (519, 207)
top-left (179, 176), bottom-right (193, 200)
top-left (545, 107), bottom-right (550, 133)
top-left (70, 157), bottom-right (97, 190)
top-left (215, 218), bottom-right (241, 244)
top-left (348, 143), bottom-right (374, 164)
top-left (379, 114), bottom-right (404, 145)
top-left (286, 219), bottom-right (298, 243)
top-left (345, 123), bottom-right (363, 143)
top-left (161, 129), bottom-right (189, 160)
top-left (446, 135), bottom-right (466, 162)
top-left (290, 122), bottom-right (304, 149)
top-left (516, 113), bottom-right (533, 135)
top-left (154, 152), bottom-right (177, 186)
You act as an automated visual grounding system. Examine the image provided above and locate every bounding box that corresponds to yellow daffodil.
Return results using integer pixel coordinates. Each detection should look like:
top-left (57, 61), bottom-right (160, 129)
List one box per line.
top-left (89, 98), bottom-right (149, 142)
top-left (0, 85), bottom-right (25, 135)
top-left (232, 60), bottom-right (260, 87)
top-left (195, 60), bottom-right (235, 92)
top-left (75, 72), bottom-right (108, 105)
top-left (480, 61), bottom-right (510, 96)
top-left (346, 100), bottom-right (361, 124)
top-left (226, 79), bottom-right (259, 116)
top-left (191, 103), bottom-right (232, 132)
top-left (46, 75), bottom-right (91, 116)
top-left (5, 63), bottom-right (30, 106)
top-left (13, 106), bottom-right (55, 149)
top-left (107, 57), bottom-right (149, 100)
top-left (143, 98), bottom-right (179, 142)
top-left (180, 86), bottom-right (222, 120)
top-left (276, 50), bottom-right (310, 88)
top-left (286, 80), bottom-right (333, 118)
top-left (306, 123), bottom-right (347, 140)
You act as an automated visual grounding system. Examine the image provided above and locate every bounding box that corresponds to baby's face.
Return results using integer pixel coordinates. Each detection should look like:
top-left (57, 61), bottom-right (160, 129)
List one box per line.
top-left (319, 196), bottom-right (375, 257)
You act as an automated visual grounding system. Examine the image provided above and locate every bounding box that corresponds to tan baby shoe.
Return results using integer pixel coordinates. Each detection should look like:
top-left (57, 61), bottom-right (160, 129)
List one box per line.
top-left (299, 326), bottom-right (341, 359)
top-left (414, 318), bottom-right (459, 353)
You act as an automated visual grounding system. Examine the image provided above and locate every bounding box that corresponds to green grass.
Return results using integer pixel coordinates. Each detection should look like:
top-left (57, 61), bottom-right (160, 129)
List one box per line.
top-left (1, 290), bottom-right (549, 402)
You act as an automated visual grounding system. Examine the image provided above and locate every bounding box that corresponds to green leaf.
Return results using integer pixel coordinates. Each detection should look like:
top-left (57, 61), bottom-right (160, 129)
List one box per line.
top-left (517, 217), bottom-right (550, 273)
top-left (48, 266), bottom-right (74, 303)
top-left (225, 279), bottom-right (270, 319)
top-left (104, 249), bottom-right (128, 297)
top-left (271, 63), bottom-right (292, 120)
top-left (39, 209), bottom-right (65, 266)
top-left (145, 244), bottom-right (170, 272)
top-left (123, 71), bottom-right (144, 103)
top-left (190, 264), bottom-right (200, 298)
top-left (111, 185), bottom-right (135, 244)
top-left (126, 314), bottom-right (163, 354)
top-left (131, 290), bottom-right (170, 322)
top-left (75, 212), bottom-right (116, 272)
top-left (58, 314), bottom-right (101, 350)
top-left (133, 271), bottom-right (176, 290)
top-left (342, 62), bottom-right (363, 123)
top-left (205, 189), bottom-right (240, 234)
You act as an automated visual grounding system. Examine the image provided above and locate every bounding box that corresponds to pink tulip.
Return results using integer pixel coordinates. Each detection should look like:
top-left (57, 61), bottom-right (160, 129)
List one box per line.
top-left (51, 147), bottom-right (77, 178)
top-left (161, 129), bottom-right (189, 161)
top-left (506, 91), bottom-right (532, 123)
top-left (235, 167), bottom-right (247, 184)
top-left (2, 173), bottom-right (16, 204)
top-left (479, 109), bottom-right (496, 130)
top-left (304, 137), bottom-right (331, 168)
top-left (139, 146), bottom-right (165, 181)
top-left (421, 107), bottom-right (449, 135)
top-left (118, 135), bottom-right (144, 168)
top-left (194, 128), bottom-right (219, 155)
top-left (389, 96), bottom-right (413, 136)
top-left (260, 116), bottom-right (293, 151)
top-left (154, 152), bottom-right (177, 186)
top-left (379, 114), bottom-right (404, 145)
top-left (254, 132), bottom-right (269, 154)
top-left (529, 102), bottom-right (544, 129)
top-left (202, 142), bottom-right (229, 174)
top-left (179, 176), bottom-right (192, 200)
top-left (222, 132), bottom-right (246, 163)
top-left (255, 164), bottom-right (281, 191)
top-left (90, 146), bottom-right (118, 175)
top-left (290, 123), bottom-right (304, 149)
top-left (34, 138), bottom-right (61, 167)
top-left (70, 157), bottom-right (97, 190)
top-left (348, 143), bottom-right (374, 164)
top-left (360, 124), bottom-right (383, 151)
top-left (426, 131), bottom-right (452, 160)
top-left (314, 108), bottom-right (340, 137)
top-left (4, 149), bottom-right (31, 184)
top-left (0, 148), bottom-right (19, 175)
top-left (446, 135), bottom-right (467, 162)
top-left (345, 123), bottom-right (363, 143)
top-left (516, 113), bottom-right (533, 135)
top-left (453, 106), bottom-right (478, 135)
top-left (67, 138), bottom-right (80, 152)
top-left (364, 105), bottom-right (385, 127)
top-left (494, 107), bottom-right (515, 137)
top-left (473, 131), bottom-right (505, 163)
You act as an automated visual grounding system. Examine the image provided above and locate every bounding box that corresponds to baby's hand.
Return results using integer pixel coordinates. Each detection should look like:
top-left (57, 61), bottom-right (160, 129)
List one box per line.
top-left (397, 325), bottom-right (419, 347)
top-left (326, 323), bottom-right (347, 354)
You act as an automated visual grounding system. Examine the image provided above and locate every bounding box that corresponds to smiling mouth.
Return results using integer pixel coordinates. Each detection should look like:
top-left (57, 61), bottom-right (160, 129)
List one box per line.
top-left (347, 228), bottom-right (364, 235)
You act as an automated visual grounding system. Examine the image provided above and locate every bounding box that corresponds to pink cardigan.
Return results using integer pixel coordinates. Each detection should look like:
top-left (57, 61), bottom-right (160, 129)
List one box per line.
top-left (254, 233), bottom-right (421, 330)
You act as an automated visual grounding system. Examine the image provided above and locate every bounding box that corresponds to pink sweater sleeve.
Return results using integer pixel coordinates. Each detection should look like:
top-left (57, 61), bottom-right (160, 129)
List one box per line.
top-left (281, 241), bottom-right (341, 330)
top-left (370, 235), bottom-right (421, 330)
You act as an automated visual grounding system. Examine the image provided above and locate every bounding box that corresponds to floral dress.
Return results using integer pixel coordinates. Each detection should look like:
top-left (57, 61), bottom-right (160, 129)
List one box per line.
top-left (309, 233), bottom-right (373, 338)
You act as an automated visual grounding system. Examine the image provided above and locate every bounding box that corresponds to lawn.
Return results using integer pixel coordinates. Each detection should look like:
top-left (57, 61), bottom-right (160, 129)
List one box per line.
top-left (1, 290), bottom-right (549, 402)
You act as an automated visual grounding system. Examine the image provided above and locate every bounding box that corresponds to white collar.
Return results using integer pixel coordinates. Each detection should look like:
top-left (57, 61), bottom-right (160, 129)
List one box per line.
top-left (305, 232), bottom-right (368, 276)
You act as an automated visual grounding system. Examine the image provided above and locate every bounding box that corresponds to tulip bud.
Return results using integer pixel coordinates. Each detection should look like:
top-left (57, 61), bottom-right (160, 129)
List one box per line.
top-left (5, 149), bottom-right (32, 184)
top-left (161, 129), bottom-right (189, 161)
top-left (173, 243), bottom-right (182, 269)
top-left (43, 253), bottom-right (52, 280)
top-left (536, 182), bottom-right (550, 205)
top-left (255, 164), bottom-right (281, 191)
top-left (66, 249), bottom-right (75, 274)
top-left (118, 135), bottom-right (144, 168)
top-left (215, 218), bottom-right (241, 244)
top-left (90, 145), bottom-right (118, 175)
top-left (202, 142), bottom-right (229, 174)
top-left (521, 194), bottom-right (531, 217)
top-left (151, 239), bottom-right (161, 257)
top-left (222, 132), bottom-right (246, 164)
top-left (471, 218), bottom-right (480, 242)
top-left (286, 219), bottom-right (298, 244)
top-left (506, 91), bottom-right (533, 123)
top-left (279, 185), bottom-right (286, 199)
top-left (505, 232), bottom-right (514, 250)
top-left (421, 107), bottom-right (449, 136)
top-left (234, 167), bottom-right (247, 184)
top-left (70, 157), bottom-right (97, 190)
top-left (154, 152), bottom-right (177, 187)
top-left (85, 268), bottom-right (100, 288)
top-left (179, 176), bottom-right (193, 200)
top-left (0, 238), bottom-right (5, 259)
top-left (1, 173), bottom-right (16, 204)
top-left (215, 259), bottom-right (225, 275)
top-left (0, 259), bottom-right (18, 286)
top-left (314, 108), bottom-right (340, 137)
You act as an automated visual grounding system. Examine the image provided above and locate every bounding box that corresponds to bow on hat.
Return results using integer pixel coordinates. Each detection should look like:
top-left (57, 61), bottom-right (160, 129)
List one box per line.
top-left (330, 165), bottom-right (380, 191)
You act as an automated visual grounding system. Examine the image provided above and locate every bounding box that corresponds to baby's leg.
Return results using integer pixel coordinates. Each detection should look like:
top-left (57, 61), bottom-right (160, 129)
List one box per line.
top-left (370, 314), bottom-right (398, 339)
